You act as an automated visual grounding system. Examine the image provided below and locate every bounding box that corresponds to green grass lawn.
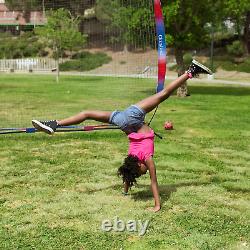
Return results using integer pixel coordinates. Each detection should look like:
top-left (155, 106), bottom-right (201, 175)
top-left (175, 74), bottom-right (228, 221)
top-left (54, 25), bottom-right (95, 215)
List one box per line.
top-left (0, 74), bottom-right (249, 249)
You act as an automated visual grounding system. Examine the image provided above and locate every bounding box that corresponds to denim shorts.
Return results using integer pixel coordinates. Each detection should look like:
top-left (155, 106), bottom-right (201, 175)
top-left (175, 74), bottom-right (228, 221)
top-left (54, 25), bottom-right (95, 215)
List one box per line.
top-left (109, 105), bottom-right (146, 134)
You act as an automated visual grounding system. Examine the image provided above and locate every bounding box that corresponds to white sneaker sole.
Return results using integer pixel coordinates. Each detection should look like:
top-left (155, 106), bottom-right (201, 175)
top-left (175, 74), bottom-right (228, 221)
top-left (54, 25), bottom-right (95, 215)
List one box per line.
top-left (192, 59), bottom-right (213, 75)
top-left (32, 120), bottom-right (54, 135)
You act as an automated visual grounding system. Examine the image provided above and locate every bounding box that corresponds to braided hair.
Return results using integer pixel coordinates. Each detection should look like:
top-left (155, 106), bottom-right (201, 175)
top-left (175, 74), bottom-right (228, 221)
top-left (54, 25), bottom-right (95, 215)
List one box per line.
top-left (118, 155), bottom-right (141, 188)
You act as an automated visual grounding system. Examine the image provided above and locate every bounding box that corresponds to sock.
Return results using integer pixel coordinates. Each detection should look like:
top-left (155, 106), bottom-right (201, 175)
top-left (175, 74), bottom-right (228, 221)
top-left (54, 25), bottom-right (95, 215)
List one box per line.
top-left (186, 72), bottom-right (193, 79)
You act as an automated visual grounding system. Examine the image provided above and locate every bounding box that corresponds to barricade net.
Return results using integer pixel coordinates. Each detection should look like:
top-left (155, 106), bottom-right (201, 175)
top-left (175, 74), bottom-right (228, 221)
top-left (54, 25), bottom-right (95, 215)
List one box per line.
top-left (0, 0), bottom-right (160, 129)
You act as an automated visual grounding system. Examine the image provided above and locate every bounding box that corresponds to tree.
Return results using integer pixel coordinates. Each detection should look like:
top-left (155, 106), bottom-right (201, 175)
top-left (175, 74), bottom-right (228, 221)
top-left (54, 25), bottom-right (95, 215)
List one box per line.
top-left (5, 0), bottom-right (93, 15)
top-left (223, 0), bottom-right (250, 54)
top-left (5, 0), bottom-right (94, 40)
top-left (162, 0), bottom-right (218, 97)
top-left (97, 0), bottom-right (219, 97)
top-left (95, 0), bottom-right (155, 51)
top-left (5, 0), bottom-right (93, 21)
top-left (35, 8), bottom-right (87, 82)
top-left (45, 0), bottom-right (93, 16)
top-left (245, 12), bottom-right (250, 54)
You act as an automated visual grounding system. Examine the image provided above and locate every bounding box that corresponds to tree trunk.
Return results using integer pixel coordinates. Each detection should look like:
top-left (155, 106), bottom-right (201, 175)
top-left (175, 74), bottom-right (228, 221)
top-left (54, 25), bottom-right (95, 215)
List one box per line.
top-left (175, 48), bottom-right (188, 97)
top-left (244, 11), bottom-right (250, 54)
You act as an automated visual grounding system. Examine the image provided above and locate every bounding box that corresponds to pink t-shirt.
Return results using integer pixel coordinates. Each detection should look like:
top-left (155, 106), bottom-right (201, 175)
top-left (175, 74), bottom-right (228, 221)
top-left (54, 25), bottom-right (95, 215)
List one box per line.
top-left (128, 129), bottom-right (155, 163)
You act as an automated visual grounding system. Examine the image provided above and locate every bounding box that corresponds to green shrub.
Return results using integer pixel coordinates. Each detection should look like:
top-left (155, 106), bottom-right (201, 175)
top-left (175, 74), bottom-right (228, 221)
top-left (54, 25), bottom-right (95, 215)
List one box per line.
top-left (206, 56), bottom-right (250, 73)
top-left (237, 59), bottom-right (250, 73)
top-left (72, 51), bottom-right (92, 59)
top-left (226, 41), bottom-right (245, 57)
top-left (60, 52), bottom-right (112, 71)
top-left (0, 32), bottom-right (47, 59)
top-left (219, 61), bottom-right (238, 71)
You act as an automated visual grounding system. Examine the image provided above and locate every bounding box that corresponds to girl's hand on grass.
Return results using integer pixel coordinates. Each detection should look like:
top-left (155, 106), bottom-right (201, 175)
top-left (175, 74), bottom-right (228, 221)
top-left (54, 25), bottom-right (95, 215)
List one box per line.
top-left (146, 205), bottom-right (161, 212)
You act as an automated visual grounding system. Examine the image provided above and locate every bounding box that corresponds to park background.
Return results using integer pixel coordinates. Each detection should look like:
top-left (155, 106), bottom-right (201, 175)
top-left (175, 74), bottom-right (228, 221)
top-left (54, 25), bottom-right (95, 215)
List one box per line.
top-left (0, 0), bottom-right (249, 249)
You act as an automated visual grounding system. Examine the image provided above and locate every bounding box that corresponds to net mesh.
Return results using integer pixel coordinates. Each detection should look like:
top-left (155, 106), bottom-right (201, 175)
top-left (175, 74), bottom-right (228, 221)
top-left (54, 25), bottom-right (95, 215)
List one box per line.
top-left (0, 0), bottom-right (160, 129)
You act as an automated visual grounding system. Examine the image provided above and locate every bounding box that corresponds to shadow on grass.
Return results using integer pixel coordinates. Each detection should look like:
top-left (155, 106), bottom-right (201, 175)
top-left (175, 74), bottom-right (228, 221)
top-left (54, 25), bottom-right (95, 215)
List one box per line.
top-left (131, 181), bottom-right (211, 203)
top-left (84, 184), bottom-right (121, 194)
top-left (82, 181), bottom-right (211, 204)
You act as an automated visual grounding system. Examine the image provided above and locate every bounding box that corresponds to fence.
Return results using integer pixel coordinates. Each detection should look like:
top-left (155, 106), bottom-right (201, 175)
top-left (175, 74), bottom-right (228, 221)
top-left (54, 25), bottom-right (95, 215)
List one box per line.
top-left (0, 58), bottom-right (57, 72)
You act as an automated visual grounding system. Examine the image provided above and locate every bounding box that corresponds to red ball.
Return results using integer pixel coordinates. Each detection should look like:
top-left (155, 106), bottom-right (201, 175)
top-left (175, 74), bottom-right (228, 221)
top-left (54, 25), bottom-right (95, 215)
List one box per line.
top-left (164, 121), bottom-right (173, 130)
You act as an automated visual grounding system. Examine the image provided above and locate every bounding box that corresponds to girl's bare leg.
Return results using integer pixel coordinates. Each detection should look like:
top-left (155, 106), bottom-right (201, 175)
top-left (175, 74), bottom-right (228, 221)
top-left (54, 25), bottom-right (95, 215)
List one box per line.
top-left (57, 111), bottom-right (112, 126)
top-left (57, 74), bottom-right (188, 126)
top-left (136, 73), bottom-right (189, 113)
top-left (58, 74), bottom-right (188, 126)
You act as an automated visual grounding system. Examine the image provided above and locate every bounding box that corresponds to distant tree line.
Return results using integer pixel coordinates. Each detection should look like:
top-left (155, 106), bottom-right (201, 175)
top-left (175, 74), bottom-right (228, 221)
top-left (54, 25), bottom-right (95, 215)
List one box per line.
top-left (5, 0), bottom-right (249, 55)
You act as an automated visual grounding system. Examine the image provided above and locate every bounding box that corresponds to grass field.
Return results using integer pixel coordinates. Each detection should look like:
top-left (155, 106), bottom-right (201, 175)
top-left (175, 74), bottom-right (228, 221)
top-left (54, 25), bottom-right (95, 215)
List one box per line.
top-left (0, 74), bottom-right (249, 249)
